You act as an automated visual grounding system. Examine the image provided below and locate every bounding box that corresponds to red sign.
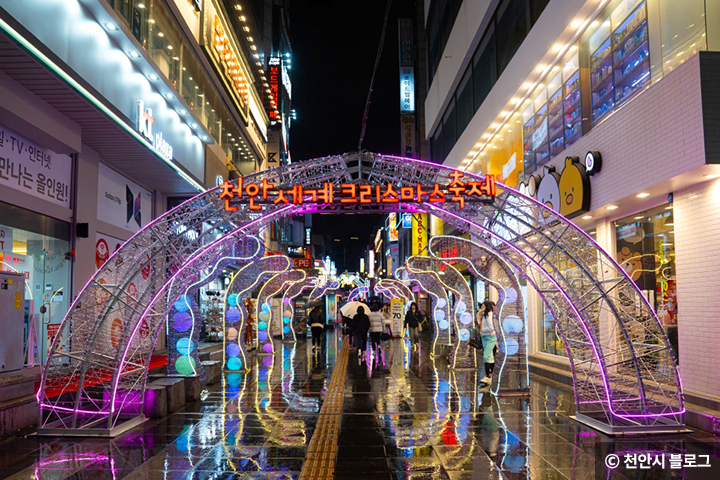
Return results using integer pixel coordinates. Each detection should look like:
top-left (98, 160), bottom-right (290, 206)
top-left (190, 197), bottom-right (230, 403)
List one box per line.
top-left (47, 323), bottom-right (61, 345)
top-left (219, 172), bottom-right (496, 212)
top-left (293, 257), bottom-right (313, 269)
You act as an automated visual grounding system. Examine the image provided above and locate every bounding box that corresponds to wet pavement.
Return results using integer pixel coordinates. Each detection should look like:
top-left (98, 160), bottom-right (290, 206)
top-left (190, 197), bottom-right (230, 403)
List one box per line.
top-left (0, 330), bottom-right (719, 479)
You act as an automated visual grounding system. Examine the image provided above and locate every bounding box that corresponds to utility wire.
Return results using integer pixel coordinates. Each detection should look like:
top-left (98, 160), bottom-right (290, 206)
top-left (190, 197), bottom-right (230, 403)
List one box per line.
top-left (357, 0), bottom-right (393, 151)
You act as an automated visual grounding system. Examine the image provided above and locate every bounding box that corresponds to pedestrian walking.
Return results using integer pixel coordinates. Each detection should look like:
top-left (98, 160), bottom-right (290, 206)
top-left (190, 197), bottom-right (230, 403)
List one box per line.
top-left (381, 303), bottom-right (393, 348)
top-left (309, 305), bottom-right (325, 352)
top-left (404, 302), bottom-right (423, 350)
top-left (353, 306), bottom-right (370, 358)
top-left (478, 301), bottom-right (497, 385)
top-left (368, 303), bottom-right (391, 355)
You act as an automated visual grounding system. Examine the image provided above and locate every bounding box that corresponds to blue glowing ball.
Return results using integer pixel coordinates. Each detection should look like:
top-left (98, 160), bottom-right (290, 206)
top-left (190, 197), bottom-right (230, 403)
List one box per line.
top-left (438, 320), bottom-right (450, 330)
top-left (503, 315), bottom-right (524, 335)
top-left (283, 326), bottom-right (290, 335)
top-left (226, 307), bottom-right (241, 322)
top-left (175, 337), bottom-right (195, 353)
top-left (261, 302), bottom-right (271, 312)
top-left (283, 316), bottom-right (291, 324)
top-left (226, 343), bottom-right (241, 358)
top-left (258, 321), bottom-right (268, 330)
top-left (502, 338), bottom-right (519, 356)
top-left (174, 296), bottom-right (191, 312)
top-left (227, 357), bottom-right (242, 370)
top-left (228, 293), bottom-right (238, 306)
top-left (434, 309), bottom-right (446, 321)
top-left (258, 331), bottom-right (268, 342)
top-left (458, 328), bottom-right (470, 341)
top-left (226, 373), bottom-right (242, 388)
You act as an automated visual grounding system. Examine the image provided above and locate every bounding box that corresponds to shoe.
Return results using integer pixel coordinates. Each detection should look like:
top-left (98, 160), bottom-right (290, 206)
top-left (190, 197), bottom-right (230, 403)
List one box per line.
top-left (358, 350), bottom-right (362, 358)
top-left (480, 376), bottom-right (491, 385)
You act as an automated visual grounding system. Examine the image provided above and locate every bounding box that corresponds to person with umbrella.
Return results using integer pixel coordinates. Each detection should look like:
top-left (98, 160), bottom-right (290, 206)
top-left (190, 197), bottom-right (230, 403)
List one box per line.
top-left (340, 301), bottom-right (369, 350)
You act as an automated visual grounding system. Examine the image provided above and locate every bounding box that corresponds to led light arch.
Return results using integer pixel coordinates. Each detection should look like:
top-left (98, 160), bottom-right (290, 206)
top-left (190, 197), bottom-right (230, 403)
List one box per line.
top-left (282, 276), bottom-right (319, 341)
top-left (256, 270), bottom-right (306, 343)
top-left (429, 236), bottom-right (528, 395)
top-left (39, 152), bottom-right (682, 436)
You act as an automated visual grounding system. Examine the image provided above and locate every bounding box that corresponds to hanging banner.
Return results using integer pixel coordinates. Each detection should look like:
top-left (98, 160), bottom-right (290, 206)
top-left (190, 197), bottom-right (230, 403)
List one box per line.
top-left (95, 232), bottom-right (124, 270)
top-left (0, 124), bottom-right (72, 208)
top-left (390, 298), bottom-right (404, 337)
top-left (400, 115), bottom-right (416, 158)
top-left (412, 213), bottom-right (428, 256)
top-left (97, 163), bottom-right (153, 233)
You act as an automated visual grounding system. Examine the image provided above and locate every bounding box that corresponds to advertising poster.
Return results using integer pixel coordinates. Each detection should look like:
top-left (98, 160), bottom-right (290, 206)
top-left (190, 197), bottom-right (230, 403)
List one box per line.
top-left (0, 124), bottom-right (73, 208)
top-left (326, 293), bottom-right (337, 325)
top-left (96, 162), bottom-right (153, 233)
top-left (390, 298), bottom-right (404, 337)
top-left (95, 232), bottom-right (124, 270)
top-left (388, 213), bottom-right (399, 242)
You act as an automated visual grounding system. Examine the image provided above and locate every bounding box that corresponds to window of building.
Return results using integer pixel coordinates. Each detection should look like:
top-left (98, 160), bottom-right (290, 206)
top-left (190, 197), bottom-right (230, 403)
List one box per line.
top-left (442, 100), bottom-right (457, 158)
top-left (456, 68), bottom-right (473, 135)
top-left (495, 0), bottom-right (530, 75)
top-left (0, 204), bottom-right (71, 365)
top-left (431, 126), bottom-right (443, 163)
top-left (615, 204), bottom-right (677, 361)
top-left (473, 28), bottom-right (496, 113)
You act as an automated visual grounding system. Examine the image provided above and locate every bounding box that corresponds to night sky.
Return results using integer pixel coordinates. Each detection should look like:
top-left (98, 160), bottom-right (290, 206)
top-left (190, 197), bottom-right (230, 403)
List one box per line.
top-left (289, 0), bottom-right (416, 272)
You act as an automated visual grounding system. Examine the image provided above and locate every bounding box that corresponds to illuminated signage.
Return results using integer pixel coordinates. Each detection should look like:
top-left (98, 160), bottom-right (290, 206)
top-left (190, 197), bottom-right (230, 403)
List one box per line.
top-left (211, 15), bottom-right (249, 109)
top-left (518, 156), bottom-right (592, 218)
top-left (218, 172), bottom-right (496, 211)
top-left (585, 151), bottom-right (602, 175)
top-left (388, 213), bottom-right (399, 242)
top-left (215, 175), bottom-right (224, 187)
top-left (398, 18), bottom-right (415, 113)
top-left (287, 246), bottom-right (306, 257)
top-left (136, 100), bottom-right (173, 162)
top-left (305, 227), bottom-right (311, 245)
top-left (267, 57), bottom-right (281, 121)
top-left (402, 213), bottom-right (412, 228)
top-left (411, 213), bottom-right (428, 256)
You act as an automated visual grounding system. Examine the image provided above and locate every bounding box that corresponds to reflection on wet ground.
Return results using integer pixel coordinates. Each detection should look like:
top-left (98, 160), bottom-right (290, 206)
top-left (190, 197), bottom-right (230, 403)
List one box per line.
top-left (0, 331), bottom-right (719, 479)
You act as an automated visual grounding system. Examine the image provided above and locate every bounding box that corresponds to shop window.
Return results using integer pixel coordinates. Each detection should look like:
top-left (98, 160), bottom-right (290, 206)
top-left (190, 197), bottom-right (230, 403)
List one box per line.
top-left (615, 204), bottom-right (677, 361)
top-left (657, 0), bottom-right (706, 73)
top-left (541, 305), bottom-right (567, 357)
top-left (431, 126), bottom-right (443, 162)
top-left (495, 0), bottom-right (530, 75)
top-left (0, 204), bottom-right (71, 365)
top-left (473, 28), bottom-right (496, 112)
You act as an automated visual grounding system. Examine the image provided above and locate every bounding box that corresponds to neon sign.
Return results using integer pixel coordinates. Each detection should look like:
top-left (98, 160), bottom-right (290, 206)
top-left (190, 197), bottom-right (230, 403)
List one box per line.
top-left (218, 172), bottom-right (496, 211)
top-left (136, 100), bottom-right (173, 162)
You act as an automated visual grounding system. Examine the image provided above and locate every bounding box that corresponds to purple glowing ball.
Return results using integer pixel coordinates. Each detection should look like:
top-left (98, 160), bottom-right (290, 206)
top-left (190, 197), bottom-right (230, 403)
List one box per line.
top-left (226, 308), bottom-right (241, 322)
top-left (263, 355), bottom-right (274, 366)
top-left (258, 331), bottom-right (268, 342)
top-left (226, 343), bottom-right (241, 358)
top-left (262, 343), bottom-right (274, 354)
top-left (172, 311), bottom-right (192, 332)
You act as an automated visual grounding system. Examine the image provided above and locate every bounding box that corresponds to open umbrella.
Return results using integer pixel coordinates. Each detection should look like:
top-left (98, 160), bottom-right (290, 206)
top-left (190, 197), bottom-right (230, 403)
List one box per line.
top-left (340, 301), bottom-right (370, 318)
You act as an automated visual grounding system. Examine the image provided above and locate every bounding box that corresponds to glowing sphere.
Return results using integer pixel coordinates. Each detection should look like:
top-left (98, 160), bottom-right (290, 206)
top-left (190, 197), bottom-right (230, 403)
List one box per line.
top-left (459, 328), bottom-right (471, 341)
top-left (226, 308), bottom-right (241, 322)
top-left (500, 288), bottom-right (518, 304)
top-left (262, 355), bottom-right (273, 367)
top-left (434, 309), bottom-right (446, 321)
top-left (261, 302), bottom-right (271, 312)
top-left (226, 373), bottom-right (242, 388)
top-left (258, 331), bottom-right (268, 342)
top-left (227, 357), bottom-right (242, 370)
top-left (503, 315), bottom-right (524, 334)
top-left (258, 321), bottom-right (268, 331)
top-left (436, 298), bottom-right (447, 308)
top-left (262, 343), bottom-right (274, 354)
top-left (258, 311), bottom-right (270, 322)
top-left (502, 338), bottom-right (519, 356)
top-left (174, 296), bottom-right (191, 312)
top-left (226, 343), bottom-right (241, 358)
top-left (438, 320), bottom-right (450, 330)
top-left (460, 312), bottom-right (473, 325)
top-left (283, 316), bottom-right (291, 324)
top-left (456, 301), bottom-right (467, 314)
top-left (172, 311), bottom-right (192, 332)
top-left (175, 355), bottom-right (196, 376)
top-left (175, 337), bottom-right (195, 353)
top-left (283, 326), bottom-right (290, 335)
top-left (227, 293), bottom-right (238, 306)
top-left (226, 327), bottom-right (238, 341)
top-left (283, 297), bottom-right (291, 305)
top-left (284, 307), bottom-right (292, 315)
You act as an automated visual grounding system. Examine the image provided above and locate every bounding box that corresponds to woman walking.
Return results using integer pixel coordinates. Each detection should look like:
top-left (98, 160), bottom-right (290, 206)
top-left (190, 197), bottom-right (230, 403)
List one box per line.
top-left (309, 305), bottom-right (325, 352)
top-left (478, 301), bottom-right (497, 385)
top-left (369, 303), bottom-right (391, 355)
top-left (404, 302), bottom-right (423, 350)
top-left (353, 306), bottom-right (370, 358)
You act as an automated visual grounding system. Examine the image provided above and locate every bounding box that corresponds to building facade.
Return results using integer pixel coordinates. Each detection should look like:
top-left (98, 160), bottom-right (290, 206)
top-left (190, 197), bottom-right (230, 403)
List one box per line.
top-left (424, 0), bottom-right (720, 418)
top-left (0, 0), bottom-right (289, 371)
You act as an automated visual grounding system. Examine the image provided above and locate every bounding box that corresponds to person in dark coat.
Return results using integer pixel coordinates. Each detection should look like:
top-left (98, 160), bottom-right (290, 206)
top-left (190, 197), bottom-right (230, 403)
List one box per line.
top-left (404, 302), bottom-right (423, 350)
top-left (353, 306), bottom-right (370, 358)
top-left (308, 305), bottom-right (325, 352)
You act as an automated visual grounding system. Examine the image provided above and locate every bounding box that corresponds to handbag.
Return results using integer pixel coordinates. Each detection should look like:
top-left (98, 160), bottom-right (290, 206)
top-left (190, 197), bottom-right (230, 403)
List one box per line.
top-left (380, 329), bottom-right (391, 341)
top-left (468, 329), bottom-right (483, 350)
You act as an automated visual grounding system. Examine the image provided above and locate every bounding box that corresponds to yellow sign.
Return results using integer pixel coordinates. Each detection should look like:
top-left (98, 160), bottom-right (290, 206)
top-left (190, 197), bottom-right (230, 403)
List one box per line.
top-left (411, 213), bottom-right (428, 256)
top-left (390, 298), bottom-right (404, 336)
top-left (14, 292), bottom-right (22, 310)
top-left (388, 213), bottom-right (399, 242)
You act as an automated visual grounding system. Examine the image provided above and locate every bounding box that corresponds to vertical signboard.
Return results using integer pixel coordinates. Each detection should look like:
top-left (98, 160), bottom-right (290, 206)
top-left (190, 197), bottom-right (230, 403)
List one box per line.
top-left (326, 293), bottom-right (337, 326)
top-left (411, 213), bottom-right (428, 256)
top-left (390, 298), bottom-right (404, 337)
top-left (398, 19), bottom-right (416, 158)
top-left (401, 115), bottom-right (416, 158)
top-left (388, 213), bottom-right (399, 242)
top-left (263, 129), bottom-right (280, 171)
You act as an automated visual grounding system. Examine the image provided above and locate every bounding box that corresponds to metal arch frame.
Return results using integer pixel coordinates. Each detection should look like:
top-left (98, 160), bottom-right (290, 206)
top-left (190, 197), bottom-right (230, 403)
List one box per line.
top-left (308, 280), bottom-right (339, 302)
top-left (395, 266), bottom-right (451, 356)
top-left (166, 236), bottom-right (264, 377)
top-left (39, 152), bottom-right (682, 435)
top-left (347, 286), bottom-right (369, 302)
top-left (376, 279), bottom-right (413, 304)
top-left (256, 270), bottom-right (306, 344)
top-left (407, 255), bottom-right (476, 370)
top-left (223, 256), bottom-right (292, 363)
top-left (429, 236), bottom-right (529, 396)
top-left (282, 276), bottom-right (319, 341)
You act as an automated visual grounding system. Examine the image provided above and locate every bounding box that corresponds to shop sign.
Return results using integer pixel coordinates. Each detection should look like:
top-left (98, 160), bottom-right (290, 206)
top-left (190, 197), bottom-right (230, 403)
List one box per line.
top-left (0, 124), bottom-right (72, 208)
top-left (287, 246), bottom-right (305, 257)
top-left (0, 227), bottom-right (12, 252)
top-left (218, 172), bottom-right (496, 211)
top-left (97, 163), bottom-right (153, 233)
top-left (292, 257), bottom-right (312, 269)
top-left (136, 100), bottom-right (173, 162)
top-left (210, 14), bottom-right (249, 109)
top-left (268, 57), bottom-right (280, 120)
top-left (518, 155), bottom-right (598, 218)
top-left (400, 115), bottom-right (416, 157)
top-left (305, 227), bottom-right (311, 245)
top-left (398, 18), bottom-right (414, 113)
top-left (390, 298), bottom-right (404, 336)
top-left (412, 213), bottom-right (428, 256)
top-left (402, 213), bottom-right (412, 228)
top-left (388, 213), bottom-right (399, 242)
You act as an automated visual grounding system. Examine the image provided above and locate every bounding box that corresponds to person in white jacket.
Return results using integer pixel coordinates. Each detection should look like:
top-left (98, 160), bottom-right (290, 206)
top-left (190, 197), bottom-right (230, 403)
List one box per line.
top-left (369, 303), bottom-right (391, 354)
top-left (477, 301), bottom-right (497, 385)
